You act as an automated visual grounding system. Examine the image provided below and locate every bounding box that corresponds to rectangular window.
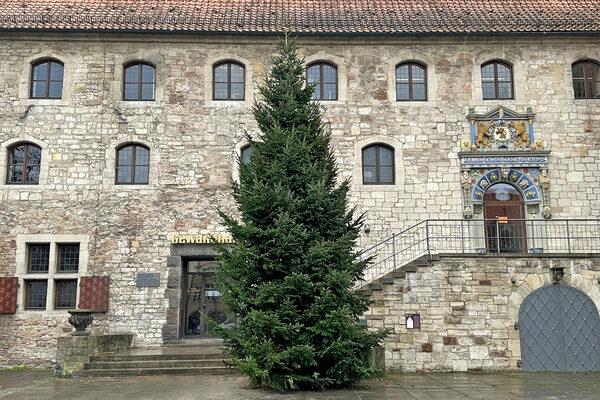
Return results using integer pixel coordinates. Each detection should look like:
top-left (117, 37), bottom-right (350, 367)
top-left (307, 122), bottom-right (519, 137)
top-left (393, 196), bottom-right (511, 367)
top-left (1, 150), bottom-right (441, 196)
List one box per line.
top-left (58, 244), bottom-right (80, 273)
top-left (55, 280), bottom-right (77, 309)
top-left (28, 244), bottom-right (50, 273)
top-left (18, 237), bottom-right (88, 313)
top-left (25, 280), bottom-right (47, 309)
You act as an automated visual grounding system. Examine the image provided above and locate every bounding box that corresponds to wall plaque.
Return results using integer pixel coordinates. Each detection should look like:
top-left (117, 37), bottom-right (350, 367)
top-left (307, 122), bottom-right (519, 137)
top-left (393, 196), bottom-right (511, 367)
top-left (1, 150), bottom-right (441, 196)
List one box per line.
top-left (406, 313), bottom-right (421, 330)
top-left (136, 272), bottom-right (160, 287)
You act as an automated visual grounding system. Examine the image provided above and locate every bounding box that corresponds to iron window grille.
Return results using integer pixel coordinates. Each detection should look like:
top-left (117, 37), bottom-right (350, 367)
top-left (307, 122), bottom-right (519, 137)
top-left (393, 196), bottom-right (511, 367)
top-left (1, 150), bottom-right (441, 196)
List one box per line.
top-left (28, 244), bottom-right (50, 273)
top-left (25, 280), bottom-right (48, 309)
top-left (54, 280), bottom-right (77, 309)
top-left (57, 244), bottom-right (80, 273)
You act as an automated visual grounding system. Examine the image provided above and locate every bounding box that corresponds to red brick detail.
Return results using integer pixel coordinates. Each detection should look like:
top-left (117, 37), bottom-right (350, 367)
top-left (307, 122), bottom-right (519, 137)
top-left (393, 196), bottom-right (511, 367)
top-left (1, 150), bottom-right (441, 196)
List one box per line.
top-left (79, 276), bottom-right (110, 312)
top-left (0, 277), bottom-right (18, 314)
top-left (443, 336), bottom-right (457, 345)
top-left (421, 343), bottom-right (433, 353)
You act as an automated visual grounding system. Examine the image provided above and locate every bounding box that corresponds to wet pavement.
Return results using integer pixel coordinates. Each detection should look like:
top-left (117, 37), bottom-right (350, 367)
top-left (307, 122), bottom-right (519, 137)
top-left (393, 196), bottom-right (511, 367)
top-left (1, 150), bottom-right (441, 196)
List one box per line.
top-left (1, 370), bottom-right (600, 399)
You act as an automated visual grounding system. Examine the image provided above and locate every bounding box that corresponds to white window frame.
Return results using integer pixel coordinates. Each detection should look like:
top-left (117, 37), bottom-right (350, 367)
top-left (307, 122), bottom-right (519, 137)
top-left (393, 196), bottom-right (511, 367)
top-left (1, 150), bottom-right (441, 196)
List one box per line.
top-left (15, 234), bottom-right (89, 315)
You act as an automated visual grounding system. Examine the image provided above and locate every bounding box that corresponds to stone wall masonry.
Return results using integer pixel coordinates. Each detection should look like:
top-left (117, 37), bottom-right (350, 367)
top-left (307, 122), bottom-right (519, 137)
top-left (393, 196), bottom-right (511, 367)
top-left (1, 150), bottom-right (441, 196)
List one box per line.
top-left (0, 33), bottom-right (599, 366)
top-left (366, 256), bottom-right (600, 372)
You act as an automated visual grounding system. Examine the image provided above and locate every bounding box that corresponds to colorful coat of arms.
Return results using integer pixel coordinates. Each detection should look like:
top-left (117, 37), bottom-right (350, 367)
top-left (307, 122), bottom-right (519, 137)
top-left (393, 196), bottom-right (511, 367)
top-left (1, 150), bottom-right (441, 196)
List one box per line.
top-left (466, 106), bottom-right (536, 150)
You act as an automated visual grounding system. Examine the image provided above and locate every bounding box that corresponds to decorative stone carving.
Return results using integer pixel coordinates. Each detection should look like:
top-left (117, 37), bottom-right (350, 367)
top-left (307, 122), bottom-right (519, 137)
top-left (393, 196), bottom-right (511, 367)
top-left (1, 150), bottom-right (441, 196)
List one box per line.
top-left (476, 121), bottom-right (492, 148)
top-left (513, 120), bottom-right (530, 147)
top-left (67, 309), bottom-right (94, 336)
top-left (461, 170), bottom-right (471, 190)
top-left (543, 205), bottom-right (552, 219)
top-left (540, 169), bottom-right (550, 185)
top-left (459, 106), bottom-right (551, 221)
top-left (467, 106), bottom-right (536, 151)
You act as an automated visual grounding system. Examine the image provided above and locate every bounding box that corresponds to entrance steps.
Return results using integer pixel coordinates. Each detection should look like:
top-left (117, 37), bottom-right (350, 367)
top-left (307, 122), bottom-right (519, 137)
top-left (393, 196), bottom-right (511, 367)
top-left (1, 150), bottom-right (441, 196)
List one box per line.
top-left (73, 340), bottom-right (235, 377)
top-left (360, 254), bottom-right (439, 295)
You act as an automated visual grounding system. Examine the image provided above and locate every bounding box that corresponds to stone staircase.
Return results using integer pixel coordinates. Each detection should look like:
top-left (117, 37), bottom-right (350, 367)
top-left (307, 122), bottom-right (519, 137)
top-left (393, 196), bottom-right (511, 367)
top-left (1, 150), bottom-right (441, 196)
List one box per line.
top-left (360, 254), bottom-right (440, 295)
top-left (73, 340), bottom-right (234, 377)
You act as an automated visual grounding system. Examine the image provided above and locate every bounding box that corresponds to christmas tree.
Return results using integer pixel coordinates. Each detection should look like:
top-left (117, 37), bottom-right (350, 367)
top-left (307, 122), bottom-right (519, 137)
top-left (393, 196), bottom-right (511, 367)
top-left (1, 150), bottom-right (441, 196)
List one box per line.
top-left (215, 33), bottom-right (386, 390)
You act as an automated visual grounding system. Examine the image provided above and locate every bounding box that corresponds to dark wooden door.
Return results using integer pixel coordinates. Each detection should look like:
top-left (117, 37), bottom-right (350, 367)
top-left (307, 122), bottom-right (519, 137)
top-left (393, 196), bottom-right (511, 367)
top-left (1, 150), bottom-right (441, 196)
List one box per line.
top-left (483, 183), bottom-right (526, 253)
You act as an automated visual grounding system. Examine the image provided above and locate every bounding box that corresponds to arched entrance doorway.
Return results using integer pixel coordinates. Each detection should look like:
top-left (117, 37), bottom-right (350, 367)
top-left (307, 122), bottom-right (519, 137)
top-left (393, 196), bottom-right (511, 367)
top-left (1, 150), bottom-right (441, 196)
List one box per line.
top-left (518, 284), bottom-right (600, 371)
top-left (483, 183), bottom-right (526, 253)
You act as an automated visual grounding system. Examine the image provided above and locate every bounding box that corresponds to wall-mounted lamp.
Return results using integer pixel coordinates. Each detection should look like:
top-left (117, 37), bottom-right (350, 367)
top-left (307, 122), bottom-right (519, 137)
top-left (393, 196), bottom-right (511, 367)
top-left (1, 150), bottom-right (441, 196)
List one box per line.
top-left (511, 276), bottom-right (516, 284)
top-left (597, 277), bottom-right (600, 284)
top-left (551, 267), bottom-right (564, 284)
top-left (364, 223), bottom-right (371, 233)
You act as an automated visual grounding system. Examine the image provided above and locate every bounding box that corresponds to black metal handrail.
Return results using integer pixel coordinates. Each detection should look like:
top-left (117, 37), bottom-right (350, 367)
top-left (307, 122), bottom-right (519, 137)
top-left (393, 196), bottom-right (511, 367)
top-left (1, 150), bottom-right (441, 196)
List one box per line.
top-left (358, 219), bottom-right (600, 286)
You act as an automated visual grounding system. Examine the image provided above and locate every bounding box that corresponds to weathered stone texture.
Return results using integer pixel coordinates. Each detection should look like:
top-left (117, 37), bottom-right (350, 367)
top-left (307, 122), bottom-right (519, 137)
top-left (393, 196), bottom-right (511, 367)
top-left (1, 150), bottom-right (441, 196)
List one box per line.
top-left (0, 33), bottom-right (598, 366)
top-left (367, 256), bottom-right (600, 372)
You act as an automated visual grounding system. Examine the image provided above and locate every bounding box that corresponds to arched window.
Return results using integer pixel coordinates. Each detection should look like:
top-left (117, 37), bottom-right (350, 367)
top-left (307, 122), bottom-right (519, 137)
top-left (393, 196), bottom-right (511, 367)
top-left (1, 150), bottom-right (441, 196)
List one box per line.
top-left (115, 144), bottom-right (150, 184)
top-left (240, 144), bottom-right (251, 164)
top-left (362, 144), bottom-right (394, 185)
top-left (396, 62), bottom-right (426, 101)
top-left (30, 60), bottom-right (64, 99)
top-left (6, 143), bottom-right (41, 184)
top-left (307, 62), bottom-right (337, 100)
top-left (124, 62), bottom-right (155, 101)
top-left (481, 61), bottom-right (513, 100)
top-left (572, 60), bottom-right (600, 99)
top-left (213, 61), bottom-right (245, 100)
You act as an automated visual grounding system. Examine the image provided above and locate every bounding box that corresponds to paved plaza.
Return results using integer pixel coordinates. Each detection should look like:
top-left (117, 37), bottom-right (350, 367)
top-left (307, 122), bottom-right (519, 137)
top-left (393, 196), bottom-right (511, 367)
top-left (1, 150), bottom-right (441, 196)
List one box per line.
top-left (1, 370), bottom-right (600, 399)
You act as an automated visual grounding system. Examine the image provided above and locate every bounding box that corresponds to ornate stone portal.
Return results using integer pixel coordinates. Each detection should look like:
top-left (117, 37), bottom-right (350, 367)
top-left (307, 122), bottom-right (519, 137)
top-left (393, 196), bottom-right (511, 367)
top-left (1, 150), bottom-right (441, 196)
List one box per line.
top-left (459, 106), bottom-right (551, 221)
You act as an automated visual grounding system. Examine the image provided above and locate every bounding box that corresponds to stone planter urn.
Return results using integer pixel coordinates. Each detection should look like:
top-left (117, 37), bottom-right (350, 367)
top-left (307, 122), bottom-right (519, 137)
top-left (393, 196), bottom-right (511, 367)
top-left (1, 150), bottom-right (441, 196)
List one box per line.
top-left (67, 309), bottom-right (94, 336)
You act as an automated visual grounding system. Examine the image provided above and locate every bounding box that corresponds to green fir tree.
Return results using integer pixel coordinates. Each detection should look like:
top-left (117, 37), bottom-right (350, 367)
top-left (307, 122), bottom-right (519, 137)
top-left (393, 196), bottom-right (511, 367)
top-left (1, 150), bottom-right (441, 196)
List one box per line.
top-left (214, 33), bottom-right (387, 391)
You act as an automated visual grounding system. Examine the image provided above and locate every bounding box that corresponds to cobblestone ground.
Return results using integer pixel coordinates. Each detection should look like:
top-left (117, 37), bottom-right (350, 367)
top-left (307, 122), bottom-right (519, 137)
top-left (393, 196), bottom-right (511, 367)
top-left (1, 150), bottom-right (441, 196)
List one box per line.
top-left (1, 370), bottom-right (600, 399)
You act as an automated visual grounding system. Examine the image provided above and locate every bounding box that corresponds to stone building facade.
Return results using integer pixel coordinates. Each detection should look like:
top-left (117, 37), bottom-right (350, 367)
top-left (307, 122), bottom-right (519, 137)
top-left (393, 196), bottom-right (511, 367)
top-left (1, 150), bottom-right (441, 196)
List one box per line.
top-left (0, 1), bottom-right (599, 371)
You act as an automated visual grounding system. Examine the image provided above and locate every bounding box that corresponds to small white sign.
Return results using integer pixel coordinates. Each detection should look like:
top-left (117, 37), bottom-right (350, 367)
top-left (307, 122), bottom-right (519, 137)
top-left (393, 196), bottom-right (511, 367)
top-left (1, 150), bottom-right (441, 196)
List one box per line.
top-left (205, 290), bottom-right (221, 297)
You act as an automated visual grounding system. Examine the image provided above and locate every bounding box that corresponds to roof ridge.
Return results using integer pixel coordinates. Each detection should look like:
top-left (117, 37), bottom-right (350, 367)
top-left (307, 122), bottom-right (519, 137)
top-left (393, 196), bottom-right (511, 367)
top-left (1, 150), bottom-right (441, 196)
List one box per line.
top-left (0, 0), bottom-right (599, 34)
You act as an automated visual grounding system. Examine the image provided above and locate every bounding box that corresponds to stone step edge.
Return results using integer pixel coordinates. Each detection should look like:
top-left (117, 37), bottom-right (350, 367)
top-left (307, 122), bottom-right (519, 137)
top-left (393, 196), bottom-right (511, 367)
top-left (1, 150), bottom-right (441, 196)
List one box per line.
top-left (90, 353), bottom-right (224, 362)
top-left (85, 360), bottom-right (229, 369)
top-left (73, 366), bottom-right (236, 377)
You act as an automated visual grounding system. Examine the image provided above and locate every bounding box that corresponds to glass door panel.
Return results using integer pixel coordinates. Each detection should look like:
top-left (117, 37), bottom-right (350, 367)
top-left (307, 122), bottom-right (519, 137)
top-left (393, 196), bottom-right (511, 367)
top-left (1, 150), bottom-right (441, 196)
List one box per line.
top-left (183, 260), bottom-right (229, 337)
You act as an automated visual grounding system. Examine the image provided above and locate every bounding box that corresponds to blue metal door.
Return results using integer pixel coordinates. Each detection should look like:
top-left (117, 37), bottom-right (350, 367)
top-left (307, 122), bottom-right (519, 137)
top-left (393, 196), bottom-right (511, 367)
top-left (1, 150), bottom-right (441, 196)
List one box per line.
top-left (519, 284), bottom-right (600, 371)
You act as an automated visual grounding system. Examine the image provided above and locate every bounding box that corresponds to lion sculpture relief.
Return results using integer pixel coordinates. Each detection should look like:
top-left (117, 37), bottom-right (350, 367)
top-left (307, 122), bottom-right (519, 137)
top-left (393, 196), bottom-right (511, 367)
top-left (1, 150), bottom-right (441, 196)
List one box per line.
top-left (475, 121), bottom-right (492, 148)
top-left (513, 120), bottom-right (530, 147)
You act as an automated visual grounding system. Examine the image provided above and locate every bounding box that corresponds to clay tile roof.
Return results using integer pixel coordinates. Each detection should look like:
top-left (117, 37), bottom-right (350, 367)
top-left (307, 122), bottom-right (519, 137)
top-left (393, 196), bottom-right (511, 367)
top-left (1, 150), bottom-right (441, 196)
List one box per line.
top-left (0, 0), bottom-right (599, 35)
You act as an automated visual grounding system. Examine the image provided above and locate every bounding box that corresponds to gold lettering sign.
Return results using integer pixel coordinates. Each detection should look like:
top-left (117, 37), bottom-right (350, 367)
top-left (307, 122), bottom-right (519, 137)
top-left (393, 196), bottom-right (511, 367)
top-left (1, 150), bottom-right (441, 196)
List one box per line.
top-left (170, 233), bottom-right (234, 244)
